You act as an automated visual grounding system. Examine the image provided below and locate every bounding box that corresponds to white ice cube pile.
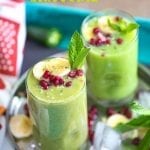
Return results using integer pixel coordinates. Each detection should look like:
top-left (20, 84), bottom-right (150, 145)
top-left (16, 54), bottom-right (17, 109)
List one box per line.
top-left (90, 122), bottom-right (121, 150)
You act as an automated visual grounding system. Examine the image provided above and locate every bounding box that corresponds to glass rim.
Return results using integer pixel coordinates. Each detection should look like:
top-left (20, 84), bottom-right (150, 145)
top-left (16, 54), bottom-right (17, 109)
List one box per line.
top-left (25, 57), bottom-right (86, 105)
top-left (81, 8), bottom-right (138, 48)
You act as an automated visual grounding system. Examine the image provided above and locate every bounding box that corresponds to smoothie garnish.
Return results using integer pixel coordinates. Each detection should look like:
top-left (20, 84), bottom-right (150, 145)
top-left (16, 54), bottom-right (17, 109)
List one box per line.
top-left (65, 81), bottom-right (72, 87)
top-left (116, 38), bottom-right (123, 44)
top-left (108, 17), bottom-right (139, 33)
top-left (68, 31), bottom-right (90, 69)
top-left (87, 16), bottom-right (139, 47)
top-left (68, 69), bottom-right (83, 78)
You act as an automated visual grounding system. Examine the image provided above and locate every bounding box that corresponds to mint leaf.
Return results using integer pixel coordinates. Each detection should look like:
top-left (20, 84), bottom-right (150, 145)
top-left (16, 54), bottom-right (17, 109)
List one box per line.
top-left (107, 18), bottom-right (139, 33)
top-left (108, 19), bottom-right (121, 32)
top-left (131, 101), bottom-right (150, 115)
top-left (115, 115), bottom-right (150, 133)
top-left (138, 129), bottom-right (150, 150)
top-left (68, 31), bottom-right (89, 69)
top-left (126, 23), bottom-right (139, 33)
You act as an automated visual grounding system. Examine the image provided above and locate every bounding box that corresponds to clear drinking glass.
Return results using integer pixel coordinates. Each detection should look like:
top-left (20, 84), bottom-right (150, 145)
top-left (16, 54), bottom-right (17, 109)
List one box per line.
top-left (81, 9), bottom-right (138, 106)
top-left (26, 58), bottom-right (88, 150)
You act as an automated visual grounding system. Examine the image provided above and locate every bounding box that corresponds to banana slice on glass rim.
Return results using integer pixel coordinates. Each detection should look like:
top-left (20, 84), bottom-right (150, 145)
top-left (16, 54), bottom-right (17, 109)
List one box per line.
top-left (98, 16), bottom-right (115, 34)
top-left (33, 58), bottom-right (70, 80)
top-left (106, 113), bottom-right (129, 128)
top-left (9, 114), bottom-right (33, 139)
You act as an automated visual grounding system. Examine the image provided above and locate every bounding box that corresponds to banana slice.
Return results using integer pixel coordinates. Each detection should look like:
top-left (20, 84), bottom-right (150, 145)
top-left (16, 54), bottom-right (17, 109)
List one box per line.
top-left (98, 16), bottom-right (115, 34)
top-left (33, 58), bottom-right (70, 80)
top-left (82, 24), bottom-right (94, 41)
top-left (106, 113), bottom-right (129, 128)
top-left (9, 115), bottom-right (33, 139)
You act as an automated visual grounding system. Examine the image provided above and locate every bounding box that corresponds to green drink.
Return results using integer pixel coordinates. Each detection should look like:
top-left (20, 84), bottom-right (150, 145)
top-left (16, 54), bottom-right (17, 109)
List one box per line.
top-left (26, 58), bottom-right (87, 150)
top-left (81, 9), bottom-right (139, 105)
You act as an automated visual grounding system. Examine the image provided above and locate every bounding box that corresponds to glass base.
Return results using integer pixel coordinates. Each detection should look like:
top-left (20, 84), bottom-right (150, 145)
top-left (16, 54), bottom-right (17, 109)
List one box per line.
top-left (87, 90), bottom-right (136, 107)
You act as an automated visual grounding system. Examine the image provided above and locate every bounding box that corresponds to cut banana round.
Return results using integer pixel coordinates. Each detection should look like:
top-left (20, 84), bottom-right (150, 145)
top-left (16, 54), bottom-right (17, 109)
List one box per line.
top-left (106, 113), bottom-right (129, 128)
top-left (33, 58), bottom-right (70, 80)
top-left (98, 16), bottom-right (115, 34)
top-left (9, 115), bottom-right (33, 139)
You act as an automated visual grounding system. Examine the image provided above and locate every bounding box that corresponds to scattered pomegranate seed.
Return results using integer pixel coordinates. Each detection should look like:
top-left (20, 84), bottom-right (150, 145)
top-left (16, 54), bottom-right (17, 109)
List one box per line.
top-left (89, 106), bottom-right (98, 115)
top-left (65, 81), bottom-right (72, 87)
top-left (76, 69), bottom-right (83, 76)
top-left (23, 103), bottom-right (30, 117)
top-left (115, 16), bottom-right (121, 22)
top-left (68, 70), bottom-right (76, 78)
top-left (116, 38), bottom-right (123, 45)
top-left (93, 27), bottom-right (101, 35)
top-left (120, 106), bottom-right (132, 119)
top-left (0, 78), bottom-right (5, 89)
top-left (131, 137), bottom-right (140, 146)
top-left (89, 130), bottom-right (94, 143)
top-left (39, 80), bottom-right (49, 90)
top-left (106, 107), bottom-right (117, 116)
top-left (42, 70), bottom-right (51, 79)
top-left (89, 38), bottom-right (96, 45)
top-left (0, 124), bottom-right (2, 130)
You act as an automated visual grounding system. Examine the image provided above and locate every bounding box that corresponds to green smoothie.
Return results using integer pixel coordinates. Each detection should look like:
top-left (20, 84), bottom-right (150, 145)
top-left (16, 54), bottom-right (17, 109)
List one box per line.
top-left (26, 58), bottom-right (87, 150)
top-left (81, 10), bottom-right (138, 103)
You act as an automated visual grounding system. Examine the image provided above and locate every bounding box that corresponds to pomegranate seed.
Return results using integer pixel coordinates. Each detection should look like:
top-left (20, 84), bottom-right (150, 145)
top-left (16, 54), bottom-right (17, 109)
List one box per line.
top-left (59, 78), bottom-right (64, 85)
top-left (23, 103), bottom-right (30, 117)
top-left (0, 124), bottom-right (2, 130)
top-left (131, 137), bottom-right (140, 146)
top-left (68, 70), bottom-right (76, 78)
top-left (88, 119), bottom-right (94, 128)
top-left (42, 70), bottom-right (51, 79)
top-left (95, 38), bottom-right (102, 46)
top-left (89, 130), bottom-right (94, 143)
top-left (105, 33), bottom-right (111, 37)
top-left (53, 79), bottom-right (60, 86)
top-left (76, 69), bottom-right (83, 76)
top-left (93, 27), bottom-right (101, 35)
top-left (116, 38), bottom-right (123, 44)
top-left (90, 106), bottom-right (98, 115)
top-left (106, 107), bottom-right (117, 116)
top-left (49, 75), bottom-right (55, 82)
top-left (89, 38), bottom-right (96, 45)
top-left (120, 106), bottom-right (132, 119)
top-left (115, 16), bottom-right (121, 22)
top-left (0, 78), bottom-right (5, 89)
top-left (105, 39), bottom-right (111, 45)
top-left (65, 81), bottom-right (72, 87)
top-left (40, 80), bottom-right (49, 90)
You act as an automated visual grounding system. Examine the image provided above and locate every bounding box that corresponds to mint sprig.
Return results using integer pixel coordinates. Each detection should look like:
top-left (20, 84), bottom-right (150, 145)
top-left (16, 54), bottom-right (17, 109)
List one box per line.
top-left (68, 31), bottom-right (89, 69)
top-left (131, 101), bottom-right (150, 115)
top-left (114, 101), bottom-right (150, 150)
top-left (138, 129), bottom-right (150, 150)
top-left (108, 19), bottom-right (139, 33)
top-left (115, 115), bottom-right (150, 133)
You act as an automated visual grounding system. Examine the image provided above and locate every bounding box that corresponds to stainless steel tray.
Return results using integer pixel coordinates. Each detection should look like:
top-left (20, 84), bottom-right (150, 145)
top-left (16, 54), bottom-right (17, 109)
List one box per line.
top-left (6, 63), bottom-right (150, 150)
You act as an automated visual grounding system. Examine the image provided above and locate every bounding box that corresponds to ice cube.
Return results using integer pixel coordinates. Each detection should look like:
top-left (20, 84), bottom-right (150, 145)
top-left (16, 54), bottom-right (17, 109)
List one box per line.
top-left (92, 122), bottom-right (121, 150)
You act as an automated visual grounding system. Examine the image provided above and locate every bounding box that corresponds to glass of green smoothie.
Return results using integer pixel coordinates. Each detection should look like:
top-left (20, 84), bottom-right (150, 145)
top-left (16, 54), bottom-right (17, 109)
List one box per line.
top-left (26, 32), bottom-right (89, 150)
top-left (81, 9), bottom-right (139, 106)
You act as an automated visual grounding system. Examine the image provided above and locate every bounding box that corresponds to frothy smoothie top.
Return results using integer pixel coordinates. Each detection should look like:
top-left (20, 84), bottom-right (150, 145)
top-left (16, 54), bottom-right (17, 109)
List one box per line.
top-left (26, 58), bottom-right (85, 103)
top-left (82, 15), bottom-right (138, 55)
